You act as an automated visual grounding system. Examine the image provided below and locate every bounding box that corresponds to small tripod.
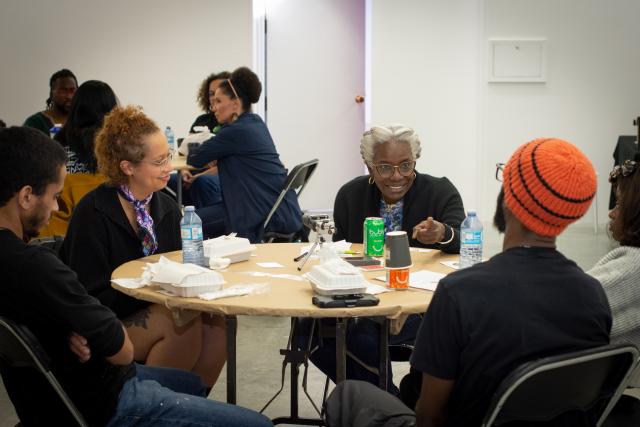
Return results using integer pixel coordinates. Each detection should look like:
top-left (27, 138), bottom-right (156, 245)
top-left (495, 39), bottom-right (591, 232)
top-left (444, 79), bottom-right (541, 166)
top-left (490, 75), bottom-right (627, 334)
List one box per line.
top-left (297, 232), bottom-right (329, 271)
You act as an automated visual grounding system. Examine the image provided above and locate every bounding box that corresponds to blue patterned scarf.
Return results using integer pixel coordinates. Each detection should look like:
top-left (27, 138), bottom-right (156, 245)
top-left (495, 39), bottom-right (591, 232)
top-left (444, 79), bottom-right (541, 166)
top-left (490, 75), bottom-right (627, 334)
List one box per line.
top-left (118, 185), bottom-right (158, 256)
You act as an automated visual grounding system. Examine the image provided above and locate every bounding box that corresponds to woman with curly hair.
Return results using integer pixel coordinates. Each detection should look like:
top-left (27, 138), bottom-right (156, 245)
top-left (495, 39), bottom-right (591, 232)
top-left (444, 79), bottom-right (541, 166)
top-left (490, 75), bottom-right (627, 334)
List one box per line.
top-left (190, 71), bottom-right (231, 133)
top-left (60, 105), bottom-right (227, 390)
top-left (167, 72), bottom-right (230, 229)
top-left (188, 66), bottom-right (303, 242)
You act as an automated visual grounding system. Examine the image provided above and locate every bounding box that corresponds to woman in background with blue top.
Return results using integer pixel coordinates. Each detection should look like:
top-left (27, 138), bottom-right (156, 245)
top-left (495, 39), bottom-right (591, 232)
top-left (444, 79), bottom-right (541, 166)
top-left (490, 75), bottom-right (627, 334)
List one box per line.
top-left (187, 66), bottom-right (302, 242)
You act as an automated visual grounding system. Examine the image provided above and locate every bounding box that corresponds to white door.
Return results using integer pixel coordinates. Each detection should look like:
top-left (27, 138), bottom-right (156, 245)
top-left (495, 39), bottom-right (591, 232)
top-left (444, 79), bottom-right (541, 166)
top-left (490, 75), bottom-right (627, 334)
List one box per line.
top-left (262, 0), bottom-right (366, 211)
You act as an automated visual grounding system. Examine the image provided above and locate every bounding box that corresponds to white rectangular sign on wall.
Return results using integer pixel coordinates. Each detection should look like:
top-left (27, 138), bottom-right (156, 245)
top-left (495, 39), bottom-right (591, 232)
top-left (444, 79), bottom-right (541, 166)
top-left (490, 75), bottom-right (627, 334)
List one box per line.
top-left (488, 39), bottom-right (547, 83)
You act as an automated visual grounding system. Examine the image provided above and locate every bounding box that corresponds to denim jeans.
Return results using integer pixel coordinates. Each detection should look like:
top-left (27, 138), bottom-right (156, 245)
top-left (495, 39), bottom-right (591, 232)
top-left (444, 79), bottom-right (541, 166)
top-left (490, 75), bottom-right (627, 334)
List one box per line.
top-left (168, 173), bottom-right (221, 208)
top-left (106, 365), bottom-right (272, 427)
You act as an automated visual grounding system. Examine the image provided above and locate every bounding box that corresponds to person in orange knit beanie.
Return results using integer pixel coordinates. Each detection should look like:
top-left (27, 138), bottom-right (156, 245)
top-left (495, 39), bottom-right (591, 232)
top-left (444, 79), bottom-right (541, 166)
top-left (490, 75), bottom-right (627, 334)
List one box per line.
top-left (324, 138), bottom-right (612, 427)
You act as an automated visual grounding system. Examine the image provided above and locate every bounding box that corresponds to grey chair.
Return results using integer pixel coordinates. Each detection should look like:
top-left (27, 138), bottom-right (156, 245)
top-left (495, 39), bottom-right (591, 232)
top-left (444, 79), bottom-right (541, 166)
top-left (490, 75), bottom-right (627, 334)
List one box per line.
top-left (261, 158), bottom-right (319, 243)
top-left (0, 316), bottom-right (88, 427)
top-left (481, 344), bottom-right (639, 427)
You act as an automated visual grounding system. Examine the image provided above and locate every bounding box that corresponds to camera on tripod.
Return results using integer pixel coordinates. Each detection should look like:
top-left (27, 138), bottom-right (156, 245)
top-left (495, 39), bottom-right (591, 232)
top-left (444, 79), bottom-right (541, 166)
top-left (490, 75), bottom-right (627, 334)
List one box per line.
top-left (302, 213), bottom-right (335, 236)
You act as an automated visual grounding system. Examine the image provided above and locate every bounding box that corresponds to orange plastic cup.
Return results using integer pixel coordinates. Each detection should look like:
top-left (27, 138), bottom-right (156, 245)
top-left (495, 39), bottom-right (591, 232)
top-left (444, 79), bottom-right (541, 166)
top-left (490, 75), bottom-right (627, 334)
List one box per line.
top-left (387, 267), bottom-right (410, 290)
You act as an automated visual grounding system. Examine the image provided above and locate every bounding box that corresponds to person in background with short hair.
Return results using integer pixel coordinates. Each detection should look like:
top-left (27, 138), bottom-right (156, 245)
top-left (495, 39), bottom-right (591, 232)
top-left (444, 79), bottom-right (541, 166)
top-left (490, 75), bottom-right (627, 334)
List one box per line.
top-left (38, 80), bottom-right (117, 237)
top-left (24, 69), bottom-right (78, 135)
top-left (188, 66), bottom-right (303, 242)
top-left (334, 124), bottom-right (465, 253)
top-left (298, 124), bottom-right (466, 394)
top-left (61, 105), bottom-right (227, 390)
top-left (0, 126), bottom-right (272, 427)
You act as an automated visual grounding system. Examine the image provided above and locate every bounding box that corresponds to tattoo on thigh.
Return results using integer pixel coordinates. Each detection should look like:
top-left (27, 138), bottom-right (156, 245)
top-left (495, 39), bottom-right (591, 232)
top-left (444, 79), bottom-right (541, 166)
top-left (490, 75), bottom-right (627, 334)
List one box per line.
top-left (122, 308), bottom-right (150, 329)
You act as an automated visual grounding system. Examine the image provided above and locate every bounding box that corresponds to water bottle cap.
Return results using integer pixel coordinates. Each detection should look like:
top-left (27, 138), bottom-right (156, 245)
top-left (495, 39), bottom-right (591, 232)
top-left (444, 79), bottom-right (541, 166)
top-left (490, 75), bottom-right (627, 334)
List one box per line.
top-left (184, 205), bottom-right (195, 212)
top-left (467, 209), bottom-right (477, 215)
top-left (165, 126), bottom-right (171, 130)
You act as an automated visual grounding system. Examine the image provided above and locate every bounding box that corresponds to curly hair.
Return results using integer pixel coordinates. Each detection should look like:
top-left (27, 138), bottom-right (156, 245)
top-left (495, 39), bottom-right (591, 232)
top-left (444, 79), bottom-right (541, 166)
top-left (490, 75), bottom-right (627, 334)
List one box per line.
top-left (196, 71), bottom-right (231, 112)
top-left (360, 125), bottom-right (421, 164)
top-left (217, 67), bottom-right (262, 111)
top-left (94, 105), bottom-right (159, 185)
top-left (611, 153), bottom-right (640, 247)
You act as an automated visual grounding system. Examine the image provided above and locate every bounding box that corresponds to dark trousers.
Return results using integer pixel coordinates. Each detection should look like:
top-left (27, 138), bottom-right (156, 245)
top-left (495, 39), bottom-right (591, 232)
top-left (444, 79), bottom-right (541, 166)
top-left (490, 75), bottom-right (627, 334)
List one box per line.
top-left (295, 315), bottom-right (422, 394)
top-left (325, 380), bottom-right (416, 427)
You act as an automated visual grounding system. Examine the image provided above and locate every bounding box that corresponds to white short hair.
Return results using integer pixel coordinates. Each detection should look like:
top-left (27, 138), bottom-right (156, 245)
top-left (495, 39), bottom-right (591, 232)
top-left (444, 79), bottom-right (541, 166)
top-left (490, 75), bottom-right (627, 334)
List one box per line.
top-left (360, 125), bottom-right (421, 164)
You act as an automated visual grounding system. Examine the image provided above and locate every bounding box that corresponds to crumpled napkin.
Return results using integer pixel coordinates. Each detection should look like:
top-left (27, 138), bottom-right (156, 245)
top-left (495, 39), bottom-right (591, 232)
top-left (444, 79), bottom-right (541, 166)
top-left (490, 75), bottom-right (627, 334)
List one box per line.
top-left (144, 256), bottom-right (224, 287)
top-left (209, 257), bottom-right (231, 270)
top-left (178, 130), bottom-right (214, 155)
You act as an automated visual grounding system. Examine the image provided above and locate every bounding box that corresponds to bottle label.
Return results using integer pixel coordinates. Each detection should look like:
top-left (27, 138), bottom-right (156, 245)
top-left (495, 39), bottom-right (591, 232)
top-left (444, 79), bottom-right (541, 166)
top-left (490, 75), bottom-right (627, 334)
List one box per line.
top-left (462, 230), bottom-right (482, 245)
top-left (181, 226), bottom-right (203, 240)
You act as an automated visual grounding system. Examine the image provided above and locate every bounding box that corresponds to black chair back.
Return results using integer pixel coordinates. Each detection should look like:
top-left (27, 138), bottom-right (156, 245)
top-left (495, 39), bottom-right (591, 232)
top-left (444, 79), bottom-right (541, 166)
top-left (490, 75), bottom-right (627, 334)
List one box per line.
top-left (481, 344), bottom-right (639, 427)
top-left (0, 316), bottom-right (88, 426)
top-left (261, 159), bottom-right (319, 242)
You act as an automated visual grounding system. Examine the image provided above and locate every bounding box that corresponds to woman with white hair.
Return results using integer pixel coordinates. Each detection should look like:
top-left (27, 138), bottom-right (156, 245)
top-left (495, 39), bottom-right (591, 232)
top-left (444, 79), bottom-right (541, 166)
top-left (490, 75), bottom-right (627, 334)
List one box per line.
top-left (333, 124), bottom-right (464, 253)
top-left (299, 125), bottom-right (465, 393)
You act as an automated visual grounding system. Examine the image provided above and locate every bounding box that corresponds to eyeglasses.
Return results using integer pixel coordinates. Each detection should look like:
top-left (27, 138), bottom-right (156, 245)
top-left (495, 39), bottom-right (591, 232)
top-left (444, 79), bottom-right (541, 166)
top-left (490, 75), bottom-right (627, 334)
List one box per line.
top-left (142, 152), bottom-right (173, 168)
top-left (372, 161), bottom-right (416, 178)
top-left (609, 160), bottom-right (637, 183)
top-left (495, 163), bottom-right (505, 182)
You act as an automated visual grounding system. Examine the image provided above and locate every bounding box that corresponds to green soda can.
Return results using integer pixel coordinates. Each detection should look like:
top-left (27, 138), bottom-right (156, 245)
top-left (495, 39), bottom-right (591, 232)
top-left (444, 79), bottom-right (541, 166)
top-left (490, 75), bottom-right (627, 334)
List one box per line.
top-left (363, 217), bottom-right (385, 257)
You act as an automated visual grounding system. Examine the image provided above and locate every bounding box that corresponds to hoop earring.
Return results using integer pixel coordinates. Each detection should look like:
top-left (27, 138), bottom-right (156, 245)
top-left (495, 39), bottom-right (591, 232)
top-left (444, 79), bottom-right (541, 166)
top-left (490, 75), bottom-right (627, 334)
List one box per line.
top-left (231, 112), bottom-right (239, 122)
top-left (368, 176), bottom-right (375, 185)
top-left (413, 171), bottom-right (417, 179)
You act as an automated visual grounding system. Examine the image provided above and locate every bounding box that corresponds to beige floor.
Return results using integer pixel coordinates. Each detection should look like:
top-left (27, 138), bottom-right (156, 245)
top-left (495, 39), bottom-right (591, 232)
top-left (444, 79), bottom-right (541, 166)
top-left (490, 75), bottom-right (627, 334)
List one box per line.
top-left (0, 224), bottom-right (623, 426)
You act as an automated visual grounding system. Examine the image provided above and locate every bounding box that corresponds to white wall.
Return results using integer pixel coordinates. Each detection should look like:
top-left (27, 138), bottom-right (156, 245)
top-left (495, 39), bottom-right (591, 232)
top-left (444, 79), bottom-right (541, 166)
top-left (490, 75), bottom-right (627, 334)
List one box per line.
top-left (481, 0), bottom-right (640, 225)
top-left (0, 0), bottom-right (252, 137)
top-left (370, 0), bottom-right (482, 215)
top-left (371, 0), bottom-right (640, 227)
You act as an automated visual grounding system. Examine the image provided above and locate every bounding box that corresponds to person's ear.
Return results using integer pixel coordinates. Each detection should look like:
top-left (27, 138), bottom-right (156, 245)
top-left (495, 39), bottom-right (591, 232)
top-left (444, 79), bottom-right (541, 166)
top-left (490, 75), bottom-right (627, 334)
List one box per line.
top-left (366, 163), bottom-right (374, 176)
top-left (17, 186), bottom-right (35, 210)
top-left (120, 160), bottom-right (135, 177)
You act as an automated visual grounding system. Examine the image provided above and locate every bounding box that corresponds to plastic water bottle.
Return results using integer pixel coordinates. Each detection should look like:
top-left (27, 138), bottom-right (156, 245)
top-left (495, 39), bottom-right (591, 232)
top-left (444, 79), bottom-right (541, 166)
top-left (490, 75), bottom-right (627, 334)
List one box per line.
top-left (165, 126), bottom-right (175, 152)
top-left (49, 123), bottom-right (63, 139)
top-left (181, 206), bottom-right (205, 267)
top-left (459, 210), bottom-right (483, 269)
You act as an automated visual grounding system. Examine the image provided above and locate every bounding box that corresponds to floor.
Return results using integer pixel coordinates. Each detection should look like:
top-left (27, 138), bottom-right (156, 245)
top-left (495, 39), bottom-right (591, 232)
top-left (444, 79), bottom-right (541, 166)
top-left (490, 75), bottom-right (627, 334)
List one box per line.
top-left (0, 224), bottom-right (627, 426)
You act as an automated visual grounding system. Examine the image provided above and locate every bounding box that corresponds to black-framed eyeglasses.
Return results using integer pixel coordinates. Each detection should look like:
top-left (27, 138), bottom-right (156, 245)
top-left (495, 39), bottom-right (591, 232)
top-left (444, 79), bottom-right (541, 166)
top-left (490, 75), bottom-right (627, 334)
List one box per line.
top-left (141, 152), bottom-right (174, 168)
top-left (609, 160), bottom-right (637, 183)
top-left (372, 161), bottom-right (416, 178)
top-left (495, 163), bottom-right (505, 182)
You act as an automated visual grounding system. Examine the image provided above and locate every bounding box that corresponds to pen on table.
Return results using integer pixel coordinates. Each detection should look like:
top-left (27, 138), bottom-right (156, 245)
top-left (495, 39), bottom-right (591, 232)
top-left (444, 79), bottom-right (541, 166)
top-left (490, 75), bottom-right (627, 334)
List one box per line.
top-left (293, 251), bottom-right (308, 262)
top-left (339, 250), bottom-right (360, 255)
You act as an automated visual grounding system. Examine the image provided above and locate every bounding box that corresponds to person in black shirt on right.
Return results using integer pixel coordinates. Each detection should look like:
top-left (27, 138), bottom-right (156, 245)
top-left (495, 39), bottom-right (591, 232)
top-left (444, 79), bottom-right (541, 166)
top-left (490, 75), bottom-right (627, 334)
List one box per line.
top-left (325, 138), bottom-right (612, 427)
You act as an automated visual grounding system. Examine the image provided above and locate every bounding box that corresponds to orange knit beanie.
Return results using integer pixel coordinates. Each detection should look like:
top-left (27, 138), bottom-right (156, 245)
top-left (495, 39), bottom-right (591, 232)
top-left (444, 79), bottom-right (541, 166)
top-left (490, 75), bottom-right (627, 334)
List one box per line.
top-left (503, 138), bottom-right (596, 236)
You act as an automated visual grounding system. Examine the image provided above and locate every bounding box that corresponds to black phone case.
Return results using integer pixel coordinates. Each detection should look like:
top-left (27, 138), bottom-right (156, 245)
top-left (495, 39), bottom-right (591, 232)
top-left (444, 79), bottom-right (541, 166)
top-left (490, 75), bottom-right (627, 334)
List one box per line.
top-left (312, 294), bottom-right (379, 308)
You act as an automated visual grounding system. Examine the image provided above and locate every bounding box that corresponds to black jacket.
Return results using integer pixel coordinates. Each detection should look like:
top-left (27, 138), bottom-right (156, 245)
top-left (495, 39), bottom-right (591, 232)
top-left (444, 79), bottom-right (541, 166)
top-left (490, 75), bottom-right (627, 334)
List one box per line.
top-left (332, 173), bottom-right (465, 254)
top-left (61, 184), bottom-right (182, 318)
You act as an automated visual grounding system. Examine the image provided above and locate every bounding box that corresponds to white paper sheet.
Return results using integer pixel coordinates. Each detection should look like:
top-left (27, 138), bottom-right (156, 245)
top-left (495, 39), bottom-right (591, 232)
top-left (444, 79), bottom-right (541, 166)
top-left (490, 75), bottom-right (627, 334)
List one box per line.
top-left (256, 262), bottom-right (284, 268)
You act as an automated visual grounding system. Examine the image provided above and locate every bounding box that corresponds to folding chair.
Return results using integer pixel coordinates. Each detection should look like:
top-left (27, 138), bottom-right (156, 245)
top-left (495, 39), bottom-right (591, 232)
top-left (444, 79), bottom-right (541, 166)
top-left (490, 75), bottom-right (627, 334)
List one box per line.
top-left (481, 344), bottom-right (640, 427)
top-left (261, 158), bottom-right (319, 243)
top-left (0, 316), bottom-right (88, 427)
top-left (29, 235), bottom-right (64, 256)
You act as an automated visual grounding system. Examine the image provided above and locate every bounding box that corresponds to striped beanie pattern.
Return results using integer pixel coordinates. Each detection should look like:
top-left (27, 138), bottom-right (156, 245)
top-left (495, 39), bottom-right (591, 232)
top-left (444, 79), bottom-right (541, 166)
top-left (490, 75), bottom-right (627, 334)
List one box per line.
top-left (503, 138), bottom-right (596, 237)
